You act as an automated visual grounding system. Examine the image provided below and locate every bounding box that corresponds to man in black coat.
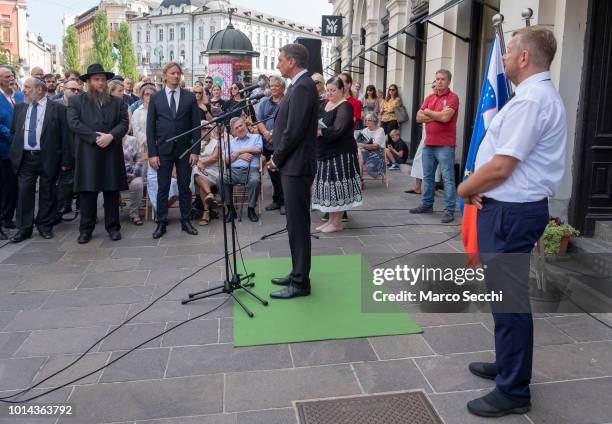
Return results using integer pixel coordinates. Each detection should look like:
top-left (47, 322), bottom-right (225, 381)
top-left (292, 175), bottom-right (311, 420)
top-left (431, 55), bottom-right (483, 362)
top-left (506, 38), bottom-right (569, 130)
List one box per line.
top-left (8, 77), bottom-right (71, 242)
top-left (268, 44), bottom-right (319, 299)
top-left (147, 62), bottom-right (200, 239)
top-left (67, 64), bottom-right (129, 244)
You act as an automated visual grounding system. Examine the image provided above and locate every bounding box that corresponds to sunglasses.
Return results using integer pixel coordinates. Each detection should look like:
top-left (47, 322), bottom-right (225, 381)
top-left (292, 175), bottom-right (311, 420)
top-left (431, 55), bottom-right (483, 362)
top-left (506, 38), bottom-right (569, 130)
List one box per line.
top-left (65, 87), bottom-right (80, 93)
top-left (389, 88), bottom-right (397, 91)
top-left (195, 91), bottom-right (203, 94)
top-left (205, 80), bottom-right (212, 83)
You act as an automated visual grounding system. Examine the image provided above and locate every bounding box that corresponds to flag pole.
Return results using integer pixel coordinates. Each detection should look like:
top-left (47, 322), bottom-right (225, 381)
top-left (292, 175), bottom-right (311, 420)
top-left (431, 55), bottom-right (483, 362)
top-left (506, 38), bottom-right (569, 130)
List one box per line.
top-left (522, 8), bottom-right (534, 27)
top-left (492, 13), bottom-right (513, 96)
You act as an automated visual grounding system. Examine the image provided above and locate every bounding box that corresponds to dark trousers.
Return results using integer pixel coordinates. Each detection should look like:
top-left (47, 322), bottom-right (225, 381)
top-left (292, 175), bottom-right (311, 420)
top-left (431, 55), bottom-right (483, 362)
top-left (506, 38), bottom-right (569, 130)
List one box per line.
top-left (16, 151), bottom-right (57, 234)
top-left (477, 197), bottom-right (549, 400)
top-left (156, 155), bottom-right (192, 224)
top-left (281, 174), bottom-right (313, 286)
top-left (263, 148), bottom-right (283, 205)
top-left (0, 158), bottom-right (17, 223)
top-left (79, 191), bottom-right (120, 234)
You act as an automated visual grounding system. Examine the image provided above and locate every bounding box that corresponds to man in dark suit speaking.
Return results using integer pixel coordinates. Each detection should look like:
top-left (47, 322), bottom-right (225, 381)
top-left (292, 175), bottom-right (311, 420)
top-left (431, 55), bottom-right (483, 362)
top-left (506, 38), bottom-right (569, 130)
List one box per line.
top-left (147, 62), bottom-right (201, 239)
top-left (267, 44), bottom-right (319, 299)
top-left (9, 77), bottom-right (71, 242)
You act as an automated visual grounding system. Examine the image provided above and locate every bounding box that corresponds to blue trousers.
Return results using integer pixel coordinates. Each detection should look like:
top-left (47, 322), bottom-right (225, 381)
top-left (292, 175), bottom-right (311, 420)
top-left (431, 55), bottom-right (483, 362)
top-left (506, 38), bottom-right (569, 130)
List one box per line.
top-left (422, 145), bottom-right (456, 213)
top-left (477, 197), bottom-right (549, 400)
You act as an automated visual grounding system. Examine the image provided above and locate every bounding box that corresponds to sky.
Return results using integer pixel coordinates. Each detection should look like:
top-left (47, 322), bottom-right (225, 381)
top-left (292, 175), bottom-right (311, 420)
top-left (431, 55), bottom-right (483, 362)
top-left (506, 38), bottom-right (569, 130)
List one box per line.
top-left (27, 0), bottom-right (333, 46)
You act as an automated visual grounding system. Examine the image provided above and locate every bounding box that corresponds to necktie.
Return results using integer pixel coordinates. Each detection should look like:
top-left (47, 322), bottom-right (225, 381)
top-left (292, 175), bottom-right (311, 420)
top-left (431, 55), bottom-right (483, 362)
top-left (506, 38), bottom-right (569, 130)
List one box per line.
top-left (28, 102), bottom-right (38, 148)
top-left (170, 90), bottom-right (177, 118)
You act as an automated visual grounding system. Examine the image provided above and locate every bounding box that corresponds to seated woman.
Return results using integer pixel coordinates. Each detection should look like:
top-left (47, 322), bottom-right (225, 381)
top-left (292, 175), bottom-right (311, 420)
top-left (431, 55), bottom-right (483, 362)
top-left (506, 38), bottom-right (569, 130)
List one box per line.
top-left (357, 112), bottom-right (387, 179)
top-left (192, 127), bottom-right (221, 226)
top-left (121, 135), bottom-right (146, 225)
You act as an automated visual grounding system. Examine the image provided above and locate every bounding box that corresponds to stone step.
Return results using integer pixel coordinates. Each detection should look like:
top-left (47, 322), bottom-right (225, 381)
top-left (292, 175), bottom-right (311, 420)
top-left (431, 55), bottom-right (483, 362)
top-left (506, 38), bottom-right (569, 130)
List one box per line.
top-left (594, 221), bottom-right (612, 244)
top-left (570, 237), bottom-right (612, 254)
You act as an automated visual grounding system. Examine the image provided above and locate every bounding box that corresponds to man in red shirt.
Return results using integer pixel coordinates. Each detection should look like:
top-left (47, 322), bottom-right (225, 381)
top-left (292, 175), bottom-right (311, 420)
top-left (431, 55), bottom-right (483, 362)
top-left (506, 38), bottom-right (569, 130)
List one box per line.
top-left (410, 69), bottom-right (459, 223)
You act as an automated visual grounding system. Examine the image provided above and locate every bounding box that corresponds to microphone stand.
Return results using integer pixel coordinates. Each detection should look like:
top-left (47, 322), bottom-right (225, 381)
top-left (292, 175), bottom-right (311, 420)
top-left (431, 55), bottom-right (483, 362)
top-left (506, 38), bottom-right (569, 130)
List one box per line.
top-left (181, 98), bottom-right (269, 317)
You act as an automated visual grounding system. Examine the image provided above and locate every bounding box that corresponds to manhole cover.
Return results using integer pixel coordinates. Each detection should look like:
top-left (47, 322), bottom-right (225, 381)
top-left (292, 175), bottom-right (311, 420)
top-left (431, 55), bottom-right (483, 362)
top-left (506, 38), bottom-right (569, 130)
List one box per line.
top-left (295, 391), bottom-right (443, 424)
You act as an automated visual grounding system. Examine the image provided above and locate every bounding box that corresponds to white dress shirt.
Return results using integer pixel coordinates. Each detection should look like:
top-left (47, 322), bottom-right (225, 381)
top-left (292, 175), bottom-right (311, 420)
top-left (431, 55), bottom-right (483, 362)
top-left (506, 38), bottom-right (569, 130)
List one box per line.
top-left (24, 96), bottom-right (47, 151)
top-left (164, 86), bottom-right (180, 113)
top-left (289, 69), bottom-right (308, 87)
top-left (474, 71), bottom-right (567, 202)
top-left (0, 87), bottom-right (15, 107)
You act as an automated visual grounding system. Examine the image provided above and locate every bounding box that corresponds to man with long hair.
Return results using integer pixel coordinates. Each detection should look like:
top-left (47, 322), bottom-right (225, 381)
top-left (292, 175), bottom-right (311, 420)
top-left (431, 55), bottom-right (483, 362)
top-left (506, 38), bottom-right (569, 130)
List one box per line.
top-left (67, 64), bottom-right (129, 244)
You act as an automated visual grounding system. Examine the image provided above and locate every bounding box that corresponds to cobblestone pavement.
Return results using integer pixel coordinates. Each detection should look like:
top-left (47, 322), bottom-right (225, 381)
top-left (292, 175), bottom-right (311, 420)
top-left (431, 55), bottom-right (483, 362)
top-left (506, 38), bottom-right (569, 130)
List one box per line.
top-left (1, 169), bottom-right (611, 424)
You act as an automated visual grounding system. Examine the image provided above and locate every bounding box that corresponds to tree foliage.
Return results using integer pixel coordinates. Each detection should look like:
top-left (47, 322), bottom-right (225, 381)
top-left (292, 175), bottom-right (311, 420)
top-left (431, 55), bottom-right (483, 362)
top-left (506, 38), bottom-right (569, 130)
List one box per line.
top-left (63, 25), bottom-right (80, 72)
top-left (117, 22), bottom-right (138, 80)
top-left (92, 10), bottom-right (114, 71)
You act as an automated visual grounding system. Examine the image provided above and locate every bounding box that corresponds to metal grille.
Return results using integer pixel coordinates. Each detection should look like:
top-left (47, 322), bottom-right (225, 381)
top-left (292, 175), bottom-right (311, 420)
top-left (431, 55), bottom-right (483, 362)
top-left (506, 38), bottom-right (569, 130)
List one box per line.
top-left (296, 391), bottom-right (443, 424)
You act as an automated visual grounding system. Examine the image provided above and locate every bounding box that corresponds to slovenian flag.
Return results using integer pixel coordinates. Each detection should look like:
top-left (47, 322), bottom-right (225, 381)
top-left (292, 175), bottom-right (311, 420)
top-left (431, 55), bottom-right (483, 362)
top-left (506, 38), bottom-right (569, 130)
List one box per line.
top-left (461, 34), bottom-right (510, 264)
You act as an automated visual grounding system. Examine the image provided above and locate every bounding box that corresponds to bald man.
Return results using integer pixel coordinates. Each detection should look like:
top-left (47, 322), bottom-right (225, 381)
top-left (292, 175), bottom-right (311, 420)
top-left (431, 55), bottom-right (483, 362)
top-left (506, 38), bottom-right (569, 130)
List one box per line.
top-left (30, 67), bottom-right (44, 79)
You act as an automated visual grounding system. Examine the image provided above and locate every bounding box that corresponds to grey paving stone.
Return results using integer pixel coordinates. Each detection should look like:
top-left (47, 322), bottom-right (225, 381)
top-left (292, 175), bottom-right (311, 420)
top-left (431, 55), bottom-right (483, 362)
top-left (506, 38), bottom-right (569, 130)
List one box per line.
top-left (144, 267), bottom-right (207, 286)
top-left (126, 301), bottom-right (190, 324)
top-left (0, 356), bottom-right (46, 391)
top-left (224, 365), bottom-right (361, 412)
top-left (61, 248), bottom-right (113, 261)
top-left (41, 286), bottom-right (153, 309)
top-left (99, 323), bottom-right (167, 351)
top-left (61, 375), bottom-right (223, 423)
top-left (2, 251), bottom-right (65, 265)
top-left (160, 318), bottom-right (218, 347)
top-left (0, 387), bottom-right (72, 424)
top-left (90, 258), bottom-right (141, 273)
top-left (137, 255), bottom-right (201, 270)
top-left (79, 270), bottom-right (150, 288)
top-left (15, 273), bottom-right (83, 292)
top-left (150, 281), bottom-right (219, 301)
top-left (0, 331), bottom-right (29, 358)
top-left (35, 352), bottom-right (109, 388)
top-left (0, 291), bottom-right (50, 311)
top-left (112, 246), bottom-right (167, 259)
top-left (100, 348), bottom-right (170, 383)
top-left (4, 304), bottom-right (130, 331)
top-left (15, 326), bottom-right (107, 356)
top-left (160, 243), bottom-right (218, 256)
top-left (481, 318), bottom-right (575, 347)
top-left (414, 351), bottom-right (497, 392)
top-left (219, 317), bottom-right (233, 343)
top-left (0, 311), bottom-right (18, 331)
top-left (99, 237), bottom-right (160, 248)
top-left (290, 338), bottom-right (377, 367)
top-left (352, 358), bottom-right (433, 393)
top-left (548, 314), bottom-right (612, 342)
top-left (0, 271), bottom-right (23, 291)
top-left (25, 259), bottom-right (91, 275)
top-left (368, 334), bottom-right (436, 360)
top-left (528, 377), bottom-right (612, 424)
top-left (532, 341), bottom-right (612, 382)
top-left (137, 414), bottom-right (236, 424)
top-left (188, 298), bottom-right (233, 319)
top-left (236, 408), bottom-right (296, 424)
top-left (422, 323), bottom-right (494, 354)
top-left (166, 343), bottom-right (292, 377)
top-left (429, 390), bottom-right (531, 424)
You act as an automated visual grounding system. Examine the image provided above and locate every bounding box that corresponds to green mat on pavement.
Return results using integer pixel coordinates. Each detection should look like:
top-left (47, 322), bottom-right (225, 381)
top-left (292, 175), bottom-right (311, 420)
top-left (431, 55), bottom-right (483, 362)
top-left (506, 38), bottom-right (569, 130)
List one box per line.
top-left (233, 254), bottom-right (422, 347)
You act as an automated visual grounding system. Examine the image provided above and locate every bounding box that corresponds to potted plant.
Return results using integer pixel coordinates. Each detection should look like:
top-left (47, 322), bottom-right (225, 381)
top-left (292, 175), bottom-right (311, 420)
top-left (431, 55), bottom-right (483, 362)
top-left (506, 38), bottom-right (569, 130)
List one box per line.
top-left (540, 217), bottom-right (580, 256)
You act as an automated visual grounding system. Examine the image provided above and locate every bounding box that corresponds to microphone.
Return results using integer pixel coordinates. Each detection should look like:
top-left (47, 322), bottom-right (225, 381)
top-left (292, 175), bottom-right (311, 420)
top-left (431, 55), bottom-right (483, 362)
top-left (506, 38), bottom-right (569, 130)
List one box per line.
top-left (247, 92), bottom-right (267, 101)
top-left (238, 80), bottom-right (265, 94)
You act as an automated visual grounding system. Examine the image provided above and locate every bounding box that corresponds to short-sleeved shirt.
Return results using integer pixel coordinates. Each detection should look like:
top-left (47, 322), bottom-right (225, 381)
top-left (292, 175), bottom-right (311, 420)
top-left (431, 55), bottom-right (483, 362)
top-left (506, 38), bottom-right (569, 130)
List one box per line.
top-left (474, 71), bottom-right (567, 202)
top-left (346, 96), bottom-right (362, 130)
top-left (228, 133), bottom-right (263, 168)
top-left (256, 96), bottom-right (281, 149)
top-left (389, 138), bottom-right (409, 161)
top-left (420, 89), bottom-right (459, 147)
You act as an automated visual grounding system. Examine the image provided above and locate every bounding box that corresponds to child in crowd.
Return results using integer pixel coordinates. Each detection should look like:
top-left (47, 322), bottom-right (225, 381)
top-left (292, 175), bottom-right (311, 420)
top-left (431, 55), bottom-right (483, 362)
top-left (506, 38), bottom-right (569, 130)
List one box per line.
top-left (386, 129), bottom-right (409, 170)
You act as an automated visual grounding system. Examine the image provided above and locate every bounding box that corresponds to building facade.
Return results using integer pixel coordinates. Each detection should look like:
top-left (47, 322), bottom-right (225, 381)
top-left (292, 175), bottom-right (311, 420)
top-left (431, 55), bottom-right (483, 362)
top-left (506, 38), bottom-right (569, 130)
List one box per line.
top-left (24, 31), bottom-right (56, 73)
top-left (328, 0), bottom-right (610, 236)
top-left (0, 0), bottom-right (26, 64)
top-left (128, 0), bottom-right (333, 86)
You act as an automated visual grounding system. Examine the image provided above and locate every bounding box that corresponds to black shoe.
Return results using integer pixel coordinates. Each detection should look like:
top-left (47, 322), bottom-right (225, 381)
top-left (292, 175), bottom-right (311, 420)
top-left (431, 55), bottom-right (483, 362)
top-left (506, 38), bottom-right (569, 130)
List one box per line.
top-left (152, 223), bottom-right (166, 239)
top-left (181, 221), bottom-right (199, 235)
top-left (441, 212), bottom-right (455, 223)
top-left (108, 230), bottom-right (122, 241)
top-left (10, 230), bottom-right (31, 243)
top-left (279, 205), bottom-right (286, 215)
top-left (0, 229), bottom-right (7, 240)
top-left (1, 220), bottom-right (16, 229)
top-left (409, 205), bottom-right (433, 214)
top-left (78, 232), bottom-right (92, 244)
top-left (265, 202), bottom-right (280, 211)
top-left (247, 208), bottom-right (259, 222)
top-left (468, 362), bottom-right (497, 380)
top-left (270, 283), bottom-right (311, 299)
top-left (224, 207), bottom-right (237, 223)
top-left (39, 230), bottom-right (54, 240)
top-left (467, 389), bottom-right (531, 418)
top-left (271, 275), bottom-right (291, 286)
top-left (321, 213), bottom-right (329, 222)
top-left (342, 211), bottom-right (349, 222)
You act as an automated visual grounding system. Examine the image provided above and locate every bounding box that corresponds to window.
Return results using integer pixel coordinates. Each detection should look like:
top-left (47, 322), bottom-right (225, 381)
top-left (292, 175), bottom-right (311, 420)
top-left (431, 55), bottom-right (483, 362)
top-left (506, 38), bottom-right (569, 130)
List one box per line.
top-left (198, 55), bottom-right (203, 64)
top-left (169, 50), bottom-right (174, 61)
top-left (198, 26), bottom-right (204, 40)
top-left (271, 36), bottom-right (275, 48)
top-left (169, 27), bottom-right (174, 41)
top-left (270, 57), bottom-right (274, 69)
top-left (255, 57), bottom-right (260, 68)
top-left (137, 31), bottom-right (141, 43)
top-left (180, 27), bottom-right (185, 40)
top-left (210, 26), bottom-right (215, 37)
top-left (278, 37), bottom-right (281, 47)
top-left (180, 50), bottom-right (185, 63)
top-left (145, 30), bottom-right (150, 42)
top-left (256, 33), bottom-right (260, 44)
top-left (159, 28), bottom-right (163, 41)
top-left (264, 56), bottom-right (267, 69)
top-left (264, 34), bottom-right (268, 46)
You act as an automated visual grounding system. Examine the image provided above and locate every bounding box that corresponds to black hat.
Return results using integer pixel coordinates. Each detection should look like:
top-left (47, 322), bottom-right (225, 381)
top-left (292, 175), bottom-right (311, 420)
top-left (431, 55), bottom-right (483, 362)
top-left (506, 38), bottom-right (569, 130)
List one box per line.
top-left (80, 64), bottom-right (115, 82)
top-left (111, 75), bottom-right (125, 81)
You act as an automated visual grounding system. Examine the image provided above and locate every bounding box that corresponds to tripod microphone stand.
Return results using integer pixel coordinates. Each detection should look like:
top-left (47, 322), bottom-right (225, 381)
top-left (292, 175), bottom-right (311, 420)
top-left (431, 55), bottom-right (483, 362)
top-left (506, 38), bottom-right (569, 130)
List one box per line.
top-left (177, 97), bottom-right (269, 317)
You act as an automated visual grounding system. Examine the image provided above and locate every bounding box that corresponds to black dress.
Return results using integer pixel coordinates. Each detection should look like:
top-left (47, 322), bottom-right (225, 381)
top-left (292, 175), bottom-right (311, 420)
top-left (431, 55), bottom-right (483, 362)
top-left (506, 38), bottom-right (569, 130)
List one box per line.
top-left (312, 101), bottom-right (362, 212)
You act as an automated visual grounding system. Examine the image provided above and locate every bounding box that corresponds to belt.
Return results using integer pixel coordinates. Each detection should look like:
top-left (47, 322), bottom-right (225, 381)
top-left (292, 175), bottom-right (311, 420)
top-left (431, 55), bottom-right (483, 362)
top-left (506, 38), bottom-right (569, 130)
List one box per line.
top-left (24, 150), bottom-right (41, 155)
top-left (482, 196), bottom-right (547, 206)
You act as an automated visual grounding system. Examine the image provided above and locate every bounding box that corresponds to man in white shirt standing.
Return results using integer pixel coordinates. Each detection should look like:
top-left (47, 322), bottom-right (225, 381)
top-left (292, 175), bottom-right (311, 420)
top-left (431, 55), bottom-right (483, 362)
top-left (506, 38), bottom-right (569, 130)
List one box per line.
top-left (457, 26), bottom-right (566, 417)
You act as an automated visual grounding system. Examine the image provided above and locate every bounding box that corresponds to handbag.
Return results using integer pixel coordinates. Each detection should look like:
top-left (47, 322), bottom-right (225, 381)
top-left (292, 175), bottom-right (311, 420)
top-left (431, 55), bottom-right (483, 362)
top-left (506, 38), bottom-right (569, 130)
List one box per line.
top-left (394, 104), bottom-right (409, 124)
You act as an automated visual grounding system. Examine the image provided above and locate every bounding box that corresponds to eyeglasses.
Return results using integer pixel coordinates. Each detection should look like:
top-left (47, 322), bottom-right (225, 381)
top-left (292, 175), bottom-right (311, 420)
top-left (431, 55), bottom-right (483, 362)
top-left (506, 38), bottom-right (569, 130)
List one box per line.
top-left (231, 87), bottom-right (239, 90)
top-left (389, 88), bottom-right (397, 91)
top-left (365, 119), bottom-right (373, 122)
top-left (195, 91), bottom-right (203, 94)
top-left (205, 80), bottom-right (212, 84)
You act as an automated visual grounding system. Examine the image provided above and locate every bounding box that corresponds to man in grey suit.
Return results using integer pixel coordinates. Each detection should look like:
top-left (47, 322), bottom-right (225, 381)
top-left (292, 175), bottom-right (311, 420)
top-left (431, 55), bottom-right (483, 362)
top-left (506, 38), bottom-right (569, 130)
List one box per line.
top-left (267, 44), bottom-right (319, 299)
